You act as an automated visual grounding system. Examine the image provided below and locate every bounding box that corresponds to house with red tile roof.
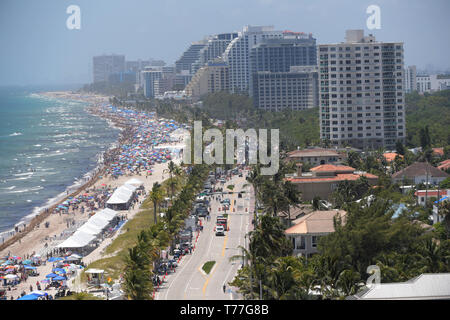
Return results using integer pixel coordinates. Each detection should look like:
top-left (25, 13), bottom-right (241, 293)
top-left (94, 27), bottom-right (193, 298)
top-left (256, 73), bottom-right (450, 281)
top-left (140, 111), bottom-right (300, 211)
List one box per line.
top-left (285, 164), bottom-right (378, 201)
top-left (438, 159), bottom-right (450, 172)
top-left (383, 152), bottom-right (403, 163)
top-left (432, 148), bottom-right (444, 157)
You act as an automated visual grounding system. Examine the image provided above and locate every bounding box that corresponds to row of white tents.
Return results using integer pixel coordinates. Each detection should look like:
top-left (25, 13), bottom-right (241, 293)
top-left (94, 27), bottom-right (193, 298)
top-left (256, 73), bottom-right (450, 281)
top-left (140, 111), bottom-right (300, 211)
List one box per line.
top-left (106, 179), bottom-right (144, 210)
top-left (57, 208), bottom-right (118, 249)
top-left (56, 179), bottom-right (144, 250)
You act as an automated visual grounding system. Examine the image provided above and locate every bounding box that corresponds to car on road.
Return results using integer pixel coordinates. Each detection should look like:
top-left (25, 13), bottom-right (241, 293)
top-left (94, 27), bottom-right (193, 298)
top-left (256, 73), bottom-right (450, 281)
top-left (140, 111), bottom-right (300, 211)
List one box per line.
top-left (215, 225), bottom-right (225, 236)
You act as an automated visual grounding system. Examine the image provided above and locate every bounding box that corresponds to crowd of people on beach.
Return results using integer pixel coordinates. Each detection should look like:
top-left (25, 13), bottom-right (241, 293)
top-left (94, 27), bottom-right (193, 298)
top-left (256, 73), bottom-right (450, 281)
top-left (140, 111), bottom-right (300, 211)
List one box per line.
top-left (1, 102), bottom-right (187, 300)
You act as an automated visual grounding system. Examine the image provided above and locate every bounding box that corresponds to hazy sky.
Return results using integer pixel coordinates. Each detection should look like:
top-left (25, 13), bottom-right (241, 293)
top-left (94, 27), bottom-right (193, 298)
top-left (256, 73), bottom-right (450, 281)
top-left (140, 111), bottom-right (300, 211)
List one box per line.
top-left (1, 0), bottom-right (449, 86)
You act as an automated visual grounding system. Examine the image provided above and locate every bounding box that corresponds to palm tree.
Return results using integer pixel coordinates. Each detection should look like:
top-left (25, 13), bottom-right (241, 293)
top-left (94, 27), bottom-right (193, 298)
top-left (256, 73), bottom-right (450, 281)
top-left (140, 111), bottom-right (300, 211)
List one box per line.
top-left (164, 161), bottom-right (182, 201)
top-left (282, 180), bottom-right (301, 227)
top-left (123, 245), bottom-right (152, 300)
top-left (149, 182), bottom-right (164, 225)
top-left (246, 165), bottom-right (265, 208)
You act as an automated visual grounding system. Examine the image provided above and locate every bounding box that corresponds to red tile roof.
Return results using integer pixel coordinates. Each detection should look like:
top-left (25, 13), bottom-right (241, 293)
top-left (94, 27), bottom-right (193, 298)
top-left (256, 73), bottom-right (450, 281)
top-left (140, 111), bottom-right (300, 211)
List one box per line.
top-left (414, 190), bottom-right (450, 197)
top-left (383, 152), bottom-right (403, 163)
top-left (286, 172), bottom-right (378, 183)
top-left (438, 159), bottom-right (450, 171)
top-left (311, 164), bottom-right (355, 172)
top-left (433, 148), bottom-right (444, 156)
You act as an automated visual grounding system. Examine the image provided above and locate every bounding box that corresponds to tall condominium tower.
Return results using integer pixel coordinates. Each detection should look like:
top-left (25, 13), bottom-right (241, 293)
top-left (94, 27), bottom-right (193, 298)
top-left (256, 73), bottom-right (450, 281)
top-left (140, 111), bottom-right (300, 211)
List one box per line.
top-left (185, 60), bottom-right (230, 101)
top-left (318, 30), bottom-right (406, 150)
top-left (93, 54), bottom-right (125, 83)
top-left (249, 31), bottom-right (317, 109)
top-left (191, 33), bottom-right (239, 74)
top-left (175, 41), bottom-right (208, 75)
top-left (223, 25), bottom-right (283, 93)
top-left (404, 65), bottom-right (417, 93)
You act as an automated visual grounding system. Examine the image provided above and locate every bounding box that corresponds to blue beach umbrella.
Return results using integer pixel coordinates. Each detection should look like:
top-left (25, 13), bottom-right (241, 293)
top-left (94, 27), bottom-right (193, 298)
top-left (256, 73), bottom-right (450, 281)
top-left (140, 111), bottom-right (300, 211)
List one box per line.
top-left (17, 294), bottom-right (40, 300)
top-left (52, 268), bottom-right (66, 274)
top-left (48, 257), bottom-right (63, 262)
top-left (53, 276), bottom-right (66, 281)
top-left (46, 273), bottom-right (58, 278)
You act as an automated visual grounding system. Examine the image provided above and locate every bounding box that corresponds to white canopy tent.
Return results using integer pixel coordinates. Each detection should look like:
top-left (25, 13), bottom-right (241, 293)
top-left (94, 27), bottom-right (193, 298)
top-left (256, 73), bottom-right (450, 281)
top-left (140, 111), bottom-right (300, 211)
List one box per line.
top-left (106, 186), bottom-right (134, 205)
top-left (85, 214), bottom-right (110, 230)
top-left (125, 178), bottom-right (144, 187)
top-left (57, 230), bottom-right (96, 248)
top-left (77, 222), bottom-right (103, 235)
top-left (95, 208), bottom-right (118, 221)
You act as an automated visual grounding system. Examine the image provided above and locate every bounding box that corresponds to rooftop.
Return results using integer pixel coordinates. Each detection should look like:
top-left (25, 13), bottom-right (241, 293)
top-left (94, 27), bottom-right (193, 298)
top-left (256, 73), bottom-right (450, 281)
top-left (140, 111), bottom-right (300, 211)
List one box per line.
top-left (349, 273), bottom-right (450, 300)
top-left (286, 172), bottom-right (378, 184)
top-left (392, 162), bottom-right (449, 179)
top-left (310, 164), bottom-right (355, 173)
top-left (287, 148), bottom-right (341, 158)
top-left (285, 210), bottom-right (346, 235)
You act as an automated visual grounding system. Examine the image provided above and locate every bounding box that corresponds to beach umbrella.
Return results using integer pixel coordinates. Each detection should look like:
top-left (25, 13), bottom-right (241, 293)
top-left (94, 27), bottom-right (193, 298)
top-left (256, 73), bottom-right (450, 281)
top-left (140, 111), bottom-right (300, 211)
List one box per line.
top-left (40, 279), bottom-right (50, 283)
top-left (17, 294), bottom-right (40, 300)
top-left (4, 274), bottom-right (18, 280)
top-left (45, 273), bottom-right (58, 278)
top-left (23, 259), bottom-right (32, 265)
top-left (53, 276), bottom-right (66, 281)
top-left (52, 268), bottom-right (66, 274)
top-left (48, 257), bottom-right (63, 262)
top-left (30, 290), bottom-right (47, 297)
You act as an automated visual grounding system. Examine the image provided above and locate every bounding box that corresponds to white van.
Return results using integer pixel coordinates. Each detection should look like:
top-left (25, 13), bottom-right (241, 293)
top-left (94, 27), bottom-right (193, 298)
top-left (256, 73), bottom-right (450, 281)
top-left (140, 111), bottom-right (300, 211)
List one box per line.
top-left (215, 225), bottom-right (225, 236)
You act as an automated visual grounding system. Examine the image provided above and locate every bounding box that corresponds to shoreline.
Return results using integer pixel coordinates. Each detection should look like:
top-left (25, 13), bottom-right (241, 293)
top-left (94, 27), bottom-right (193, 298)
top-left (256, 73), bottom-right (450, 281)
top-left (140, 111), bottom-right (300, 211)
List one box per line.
top-left (0, 92), bottom-right (122, 252)
top-left (0, 91), bottom-right (187, 262)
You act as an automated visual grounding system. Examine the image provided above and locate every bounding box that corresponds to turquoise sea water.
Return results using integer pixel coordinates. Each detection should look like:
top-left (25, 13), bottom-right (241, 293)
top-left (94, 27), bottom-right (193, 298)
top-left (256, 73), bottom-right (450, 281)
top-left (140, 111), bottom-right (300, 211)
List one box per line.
top-left (0, 87), bottom-right (120, 239)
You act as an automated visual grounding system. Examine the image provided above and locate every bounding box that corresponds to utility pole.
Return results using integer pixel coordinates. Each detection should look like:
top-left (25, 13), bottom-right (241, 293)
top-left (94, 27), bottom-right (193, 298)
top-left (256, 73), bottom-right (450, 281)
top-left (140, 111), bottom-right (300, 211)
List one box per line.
top-left (259, 279), bottom-right (262, 300)
top-left (425, 164), bottom-right (429, 208)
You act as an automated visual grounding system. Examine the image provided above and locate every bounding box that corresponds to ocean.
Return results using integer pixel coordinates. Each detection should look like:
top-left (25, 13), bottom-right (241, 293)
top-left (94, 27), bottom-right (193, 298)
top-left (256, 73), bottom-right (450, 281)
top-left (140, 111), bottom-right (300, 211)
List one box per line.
top-left (0, 86), bottom-right (120, 240)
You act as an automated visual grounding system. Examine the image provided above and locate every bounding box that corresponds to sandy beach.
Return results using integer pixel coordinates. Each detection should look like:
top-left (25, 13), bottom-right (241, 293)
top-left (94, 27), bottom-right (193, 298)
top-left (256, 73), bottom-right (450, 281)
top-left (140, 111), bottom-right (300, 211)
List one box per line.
top-left (0, 92), bottom-right (188, 300)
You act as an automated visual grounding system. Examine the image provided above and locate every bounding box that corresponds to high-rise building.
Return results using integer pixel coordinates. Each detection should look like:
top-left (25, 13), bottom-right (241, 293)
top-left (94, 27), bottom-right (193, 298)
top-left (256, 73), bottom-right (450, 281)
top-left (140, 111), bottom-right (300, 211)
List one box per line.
top-left (185, 60), bottom-right (230, 101)
top-left (252, 66), bottom-right (319, 111)
top-left (223, 25), bottom-right (284, 93)
top-left (93, 54), bottom-right (125, 83)
top-left (175, 41), bottom-right (208, 74)
top-left (249, 32), bottom-right (317, 101)
top-left (191, 33), bottom-right (239, 74)
top-left (318, 30), bottom-right (406, 150)
top-left (142, 67), bottom-right (163, 98)
top-left (404, 65), bottom-right (417, 93)
top-left (416, 74), bottom-right (450, 93)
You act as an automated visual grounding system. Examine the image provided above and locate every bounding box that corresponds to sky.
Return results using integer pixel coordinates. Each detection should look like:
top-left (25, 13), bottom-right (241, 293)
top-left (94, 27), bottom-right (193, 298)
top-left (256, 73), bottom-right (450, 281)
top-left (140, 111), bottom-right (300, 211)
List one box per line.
top-left (0, 0), bottom-right (449, 86)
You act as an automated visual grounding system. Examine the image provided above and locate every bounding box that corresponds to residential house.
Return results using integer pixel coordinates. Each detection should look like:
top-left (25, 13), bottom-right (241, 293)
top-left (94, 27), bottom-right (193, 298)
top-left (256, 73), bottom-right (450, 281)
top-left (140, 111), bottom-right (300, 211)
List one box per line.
top-left (278, 204), bottom-right (314, 227)
top-left (285, 164), bottom-right (378, 201)
top-left (414, 189), bottom-right (450, 206)
top-left (286, 148), bottom-right (346, 167)
top-left (285, 209), bottom-right (346, 257)
top-left (392, 162), bottom-right (449, 185)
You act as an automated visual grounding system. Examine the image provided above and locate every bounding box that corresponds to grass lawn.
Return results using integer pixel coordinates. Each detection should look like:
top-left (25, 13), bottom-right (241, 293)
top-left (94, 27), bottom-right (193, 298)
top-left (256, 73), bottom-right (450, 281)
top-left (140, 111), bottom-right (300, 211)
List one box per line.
top-left (202, 261), bottom-right (216, 274)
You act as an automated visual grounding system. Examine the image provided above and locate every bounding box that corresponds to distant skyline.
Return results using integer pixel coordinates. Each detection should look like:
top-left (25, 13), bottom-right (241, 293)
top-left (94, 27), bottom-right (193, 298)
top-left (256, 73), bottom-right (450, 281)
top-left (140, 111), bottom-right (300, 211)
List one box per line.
top-left (1, 0), bottom-right (449, 86)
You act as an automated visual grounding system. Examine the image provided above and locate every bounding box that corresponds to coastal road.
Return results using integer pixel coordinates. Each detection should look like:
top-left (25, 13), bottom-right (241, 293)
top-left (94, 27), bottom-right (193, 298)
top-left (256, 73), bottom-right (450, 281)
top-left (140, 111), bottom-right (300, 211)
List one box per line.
top-left (156, 171), bottom-right (253, 300)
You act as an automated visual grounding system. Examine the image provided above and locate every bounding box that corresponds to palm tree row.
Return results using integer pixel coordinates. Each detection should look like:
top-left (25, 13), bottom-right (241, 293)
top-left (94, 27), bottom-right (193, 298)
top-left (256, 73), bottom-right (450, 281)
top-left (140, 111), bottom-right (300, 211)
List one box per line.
top-left (122, 163), bottom-right (211, 299)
